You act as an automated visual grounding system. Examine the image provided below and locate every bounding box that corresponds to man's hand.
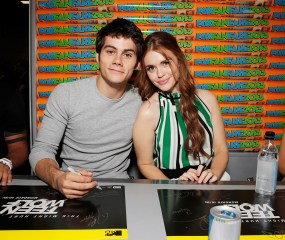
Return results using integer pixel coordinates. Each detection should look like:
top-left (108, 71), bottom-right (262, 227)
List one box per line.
top-left (0, 163), bottom-right (12, 186)
top-left (35, 159), bottom-right (98, 199)
top-left (55, 170), bottom-right (97, 198)
top-left (52, 169), bottom-right (98, 199)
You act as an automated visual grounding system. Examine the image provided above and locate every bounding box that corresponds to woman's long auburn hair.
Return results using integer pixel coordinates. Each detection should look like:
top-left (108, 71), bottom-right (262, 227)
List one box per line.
top-left (135, 31), bottom-right (209, 160)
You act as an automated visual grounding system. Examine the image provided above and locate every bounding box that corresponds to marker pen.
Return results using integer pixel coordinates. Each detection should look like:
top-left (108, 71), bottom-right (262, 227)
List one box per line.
top-left (67, 166), bottom-right (102, 190)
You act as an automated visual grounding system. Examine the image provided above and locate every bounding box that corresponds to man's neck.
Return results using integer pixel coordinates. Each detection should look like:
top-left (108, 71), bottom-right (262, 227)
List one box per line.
top-left (96, 75), bottom-right (128, 99)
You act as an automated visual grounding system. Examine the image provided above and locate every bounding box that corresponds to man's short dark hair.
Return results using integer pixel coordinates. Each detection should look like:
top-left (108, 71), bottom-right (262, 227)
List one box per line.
top-left (96, 18), bottom-right (144, 62)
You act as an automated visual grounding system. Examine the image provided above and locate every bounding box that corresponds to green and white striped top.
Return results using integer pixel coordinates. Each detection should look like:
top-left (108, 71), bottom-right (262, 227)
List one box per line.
top-left (154, 92), bottom-right (214, 169)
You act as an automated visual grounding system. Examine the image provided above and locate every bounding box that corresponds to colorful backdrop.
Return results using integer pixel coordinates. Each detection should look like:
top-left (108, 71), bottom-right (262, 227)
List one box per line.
top-left (33, 0), bottom-right (285, 152)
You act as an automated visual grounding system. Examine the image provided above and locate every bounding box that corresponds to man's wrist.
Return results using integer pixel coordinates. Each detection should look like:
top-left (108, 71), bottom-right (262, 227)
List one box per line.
top-left (0, 158), bottom-right (13, 170)
top-left (49, 166), bottom-right (63, 190)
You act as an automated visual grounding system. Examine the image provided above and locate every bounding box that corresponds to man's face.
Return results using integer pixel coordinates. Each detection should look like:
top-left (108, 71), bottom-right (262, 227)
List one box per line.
top-left (96, 36), bottom-right (138, 87)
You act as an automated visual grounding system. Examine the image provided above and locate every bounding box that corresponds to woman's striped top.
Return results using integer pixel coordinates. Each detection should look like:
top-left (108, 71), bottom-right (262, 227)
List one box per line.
top-left (154, 91), bottom-right (214, 169)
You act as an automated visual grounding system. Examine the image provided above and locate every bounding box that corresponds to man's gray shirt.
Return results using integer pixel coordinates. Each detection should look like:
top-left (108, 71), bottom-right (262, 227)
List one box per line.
top-left (29, 77), bottom-right (142, 178)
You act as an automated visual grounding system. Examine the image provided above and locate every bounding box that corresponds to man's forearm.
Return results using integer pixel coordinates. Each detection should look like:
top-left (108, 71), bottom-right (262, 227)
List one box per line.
top-left (7, 143), bottom-right (28, 168)
top-left (35, 158), bottom-right (62, 189)
top-left (5, 132), bottom-right (29, 168)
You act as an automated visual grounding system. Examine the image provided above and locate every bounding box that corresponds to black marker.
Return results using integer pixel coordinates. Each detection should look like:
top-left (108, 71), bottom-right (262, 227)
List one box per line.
top-left (202, 156), bottom-right (213, 172)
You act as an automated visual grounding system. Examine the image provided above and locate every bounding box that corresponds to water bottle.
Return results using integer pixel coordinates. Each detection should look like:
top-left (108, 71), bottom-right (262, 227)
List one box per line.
top-left (255, 131), bottom-right (278, 196)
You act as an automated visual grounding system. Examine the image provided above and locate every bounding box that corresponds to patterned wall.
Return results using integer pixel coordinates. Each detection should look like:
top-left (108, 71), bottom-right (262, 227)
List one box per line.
top-left (34, 0), bottom-right (285, 151)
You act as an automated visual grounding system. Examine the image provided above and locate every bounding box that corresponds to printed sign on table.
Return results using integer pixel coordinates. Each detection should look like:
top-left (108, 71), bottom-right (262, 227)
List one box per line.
top-left (0, 185), bottom-right (127, 239)
top-left (158, 189), bottom-right (285, 239)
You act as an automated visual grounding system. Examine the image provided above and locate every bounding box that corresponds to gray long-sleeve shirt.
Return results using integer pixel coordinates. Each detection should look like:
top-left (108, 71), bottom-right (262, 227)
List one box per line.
top-left (29, 77), bottom-right (142, 178)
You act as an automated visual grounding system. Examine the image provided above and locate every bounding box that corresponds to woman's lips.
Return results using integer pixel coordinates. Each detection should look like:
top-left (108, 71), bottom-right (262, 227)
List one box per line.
top-left (157, 78), bottom-right (169, 85)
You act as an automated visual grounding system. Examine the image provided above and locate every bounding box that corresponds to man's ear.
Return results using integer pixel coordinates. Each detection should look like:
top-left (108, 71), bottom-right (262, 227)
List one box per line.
top-left (96, 53), bottom-right (100, 62)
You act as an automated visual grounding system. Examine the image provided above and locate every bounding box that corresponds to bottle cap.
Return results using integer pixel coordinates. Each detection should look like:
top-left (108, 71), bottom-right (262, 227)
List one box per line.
top-left (264, 131), bottom-right (275, 140)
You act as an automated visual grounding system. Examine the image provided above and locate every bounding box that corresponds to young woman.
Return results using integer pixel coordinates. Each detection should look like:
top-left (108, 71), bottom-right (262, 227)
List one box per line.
top-left (133, 31), bottom-right (228, 183)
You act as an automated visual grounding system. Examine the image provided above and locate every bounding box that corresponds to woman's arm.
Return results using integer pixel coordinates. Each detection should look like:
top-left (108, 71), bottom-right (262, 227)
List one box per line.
top-left (197, 90), bottom-right (229, 182)
top-left (133, 100), bottom-right (169, 180)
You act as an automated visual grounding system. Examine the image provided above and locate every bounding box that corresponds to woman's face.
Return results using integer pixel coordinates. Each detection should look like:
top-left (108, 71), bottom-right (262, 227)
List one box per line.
top-left (144, 50), bottom-right (179, 93)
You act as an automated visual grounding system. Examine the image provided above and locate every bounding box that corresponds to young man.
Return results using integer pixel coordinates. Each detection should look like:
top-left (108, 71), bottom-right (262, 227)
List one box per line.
top-left (29, 18), bottom-right (144, 199)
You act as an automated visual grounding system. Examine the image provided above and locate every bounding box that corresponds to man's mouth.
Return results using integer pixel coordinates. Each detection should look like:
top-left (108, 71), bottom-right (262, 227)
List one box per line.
top-left (109, 68), bottom-right (124, 74)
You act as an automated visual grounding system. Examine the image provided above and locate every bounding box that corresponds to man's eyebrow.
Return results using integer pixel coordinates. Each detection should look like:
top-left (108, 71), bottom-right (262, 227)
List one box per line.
top-left (123, 49), bottom-right (136, 53)
top-left (103, 45), bottom-right (136, 53)
top-left (103, 45), bottom-right (116, 50)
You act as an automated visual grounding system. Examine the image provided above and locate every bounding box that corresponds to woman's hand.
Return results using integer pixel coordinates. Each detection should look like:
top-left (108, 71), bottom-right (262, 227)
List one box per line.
top-left (179, 165), bottom-right (218, 183)
top-left (196, 165), bottom-right (218, 183)
top-left (179, 167), bottom-right (199, 182)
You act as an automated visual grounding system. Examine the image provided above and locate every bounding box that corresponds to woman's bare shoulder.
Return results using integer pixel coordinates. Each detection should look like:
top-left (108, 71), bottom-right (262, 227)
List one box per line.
top-left (196, 89), bottom-right (218, 107)
top-left (137, 92), bottom-right (160, 121)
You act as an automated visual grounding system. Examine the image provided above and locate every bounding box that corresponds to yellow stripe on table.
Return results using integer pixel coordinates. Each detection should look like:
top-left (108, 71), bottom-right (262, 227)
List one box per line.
top-left (1, 229), bottom-right (128, 240)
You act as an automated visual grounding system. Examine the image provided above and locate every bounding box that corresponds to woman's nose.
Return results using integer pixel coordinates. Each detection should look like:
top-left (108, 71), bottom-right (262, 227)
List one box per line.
top-left (157, 67), bottom-right (165, 78)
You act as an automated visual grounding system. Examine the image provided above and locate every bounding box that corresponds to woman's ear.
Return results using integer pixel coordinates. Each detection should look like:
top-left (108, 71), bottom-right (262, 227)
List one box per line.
top-left (135, 62), bottom-right (141, 70)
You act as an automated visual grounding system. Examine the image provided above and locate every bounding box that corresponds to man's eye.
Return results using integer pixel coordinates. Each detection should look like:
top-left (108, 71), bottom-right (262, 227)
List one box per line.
top-left (124, 52), bottom-right (133, 58)
top-left (106, 50), bottom-right (114, 55)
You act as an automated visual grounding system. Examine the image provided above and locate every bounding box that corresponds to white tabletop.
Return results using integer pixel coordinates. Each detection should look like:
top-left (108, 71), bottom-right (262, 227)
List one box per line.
top-left (9, 176), bottom-right (285, 240)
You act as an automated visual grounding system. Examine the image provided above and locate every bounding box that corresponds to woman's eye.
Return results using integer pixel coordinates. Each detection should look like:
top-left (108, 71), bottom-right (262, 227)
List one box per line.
top-left (162, 60), bottom-right (170, 66)
top-left (146, 66), bottom-right (155, 72)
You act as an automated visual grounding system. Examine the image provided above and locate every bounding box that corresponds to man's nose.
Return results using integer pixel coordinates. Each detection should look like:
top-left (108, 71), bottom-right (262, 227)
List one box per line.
top-left (113, 53), bottom-right (123, 65)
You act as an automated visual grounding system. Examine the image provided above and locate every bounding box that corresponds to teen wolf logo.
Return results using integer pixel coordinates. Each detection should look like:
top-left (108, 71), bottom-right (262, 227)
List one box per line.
top-left (0, 199), bottom-right (65, 215)
top-left (105, 230), bottom-right (122, 236)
